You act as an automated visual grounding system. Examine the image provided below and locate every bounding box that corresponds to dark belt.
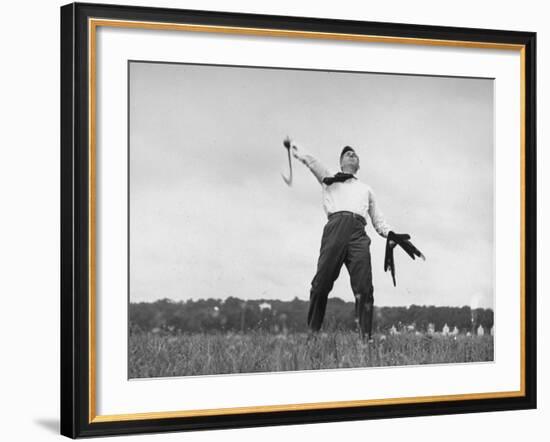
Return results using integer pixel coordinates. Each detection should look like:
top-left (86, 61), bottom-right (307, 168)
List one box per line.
top-left (328, 211), bottom-right (366, 226)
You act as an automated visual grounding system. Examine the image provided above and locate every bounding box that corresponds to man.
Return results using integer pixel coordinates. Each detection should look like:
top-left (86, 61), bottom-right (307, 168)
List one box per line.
top-left (285, 137), bottom-right (421, 342)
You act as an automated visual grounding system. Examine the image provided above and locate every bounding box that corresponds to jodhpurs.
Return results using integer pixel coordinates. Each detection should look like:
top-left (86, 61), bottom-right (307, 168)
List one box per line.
top-left (307, 211), bottom-right (374, 338)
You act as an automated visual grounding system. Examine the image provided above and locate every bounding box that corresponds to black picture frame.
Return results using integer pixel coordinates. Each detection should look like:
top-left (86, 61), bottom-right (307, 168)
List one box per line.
top-left (60, 2), bottom-right (536, 438)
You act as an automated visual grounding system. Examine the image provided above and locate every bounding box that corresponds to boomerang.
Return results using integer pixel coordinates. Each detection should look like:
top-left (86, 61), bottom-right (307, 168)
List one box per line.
top-left (281, 137), bottom-right (293, 186)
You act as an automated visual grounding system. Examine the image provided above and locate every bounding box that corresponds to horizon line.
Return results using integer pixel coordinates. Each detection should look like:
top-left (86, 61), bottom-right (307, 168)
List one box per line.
top-left (129, 296), bottom-right (494, 310)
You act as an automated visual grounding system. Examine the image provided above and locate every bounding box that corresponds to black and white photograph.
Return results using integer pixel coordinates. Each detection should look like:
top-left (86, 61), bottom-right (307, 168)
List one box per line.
top-left (128, 61), bottom-right (495, 378)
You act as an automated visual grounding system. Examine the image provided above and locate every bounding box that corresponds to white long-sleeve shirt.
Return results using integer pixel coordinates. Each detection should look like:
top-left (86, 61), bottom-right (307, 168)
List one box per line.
top-left (301, 153), bottom-right (392, 238)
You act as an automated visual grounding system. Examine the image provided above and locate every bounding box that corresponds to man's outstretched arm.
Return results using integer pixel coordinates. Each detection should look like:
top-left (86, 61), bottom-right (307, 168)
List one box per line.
top-left (285, 137), bottom-right (330, 185)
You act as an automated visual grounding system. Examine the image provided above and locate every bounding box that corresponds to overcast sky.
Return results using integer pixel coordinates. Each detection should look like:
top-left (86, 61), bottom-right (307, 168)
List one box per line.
top-left (129, 61), bottom-right (494, 308)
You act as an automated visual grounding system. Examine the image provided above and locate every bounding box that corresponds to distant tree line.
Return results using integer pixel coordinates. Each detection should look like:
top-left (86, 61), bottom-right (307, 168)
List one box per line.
top-left (129, 297), bottom-right (494, 335)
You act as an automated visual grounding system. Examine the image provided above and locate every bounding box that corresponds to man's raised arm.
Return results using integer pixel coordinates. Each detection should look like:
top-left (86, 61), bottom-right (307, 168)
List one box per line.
top-left (285, 137), bottom-right (330, 185)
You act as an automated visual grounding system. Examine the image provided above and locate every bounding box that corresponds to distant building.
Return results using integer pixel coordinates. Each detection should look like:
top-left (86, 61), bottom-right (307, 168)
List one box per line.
top-left (451, 326), bottom-right (459, 336)
top-left (259, 302), bottom-right (272, 311)
top-left (427, 323), bottom-right (435, 335)
top-left (442, 323), bottom-right (450, 336)
top-left (390, 325), bottom-right (399, 335)
top-left (477, 324), bottom-right (485, 336)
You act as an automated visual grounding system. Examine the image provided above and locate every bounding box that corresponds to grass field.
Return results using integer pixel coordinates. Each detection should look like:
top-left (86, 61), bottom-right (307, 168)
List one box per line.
top-left (128, 330), bottom-right (494, 378)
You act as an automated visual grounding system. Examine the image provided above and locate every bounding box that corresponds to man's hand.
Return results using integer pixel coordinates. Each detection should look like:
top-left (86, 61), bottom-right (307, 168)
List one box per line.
top-left (284, 136), bottom-right (306, 162)
top-left (283, 136), bottom-right (292, 149)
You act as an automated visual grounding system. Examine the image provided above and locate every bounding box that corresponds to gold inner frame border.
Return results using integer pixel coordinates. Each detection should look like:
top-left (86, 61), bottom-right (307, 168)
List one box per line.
top-left (87, 17), bottom-right (527, 424)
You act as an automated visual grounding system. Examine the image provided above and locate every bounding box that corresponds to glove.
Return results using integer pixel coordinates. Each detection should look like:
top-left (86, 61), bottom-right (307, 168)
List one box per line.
top-left (384, 231), bottom-right (425, 286)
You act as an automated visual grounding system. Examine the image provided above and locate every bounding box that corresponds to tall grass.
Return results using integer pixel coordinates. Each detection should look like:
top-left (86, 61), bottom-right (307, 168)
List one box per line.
top-left (129, 331), bottom-right (494, 378)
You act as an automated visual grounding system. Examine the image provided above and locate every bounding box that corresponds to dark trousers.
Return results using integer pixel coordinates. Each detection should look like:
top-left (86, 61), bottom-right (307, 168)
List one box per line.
top-left (307, 212), bottom-right (374, 338)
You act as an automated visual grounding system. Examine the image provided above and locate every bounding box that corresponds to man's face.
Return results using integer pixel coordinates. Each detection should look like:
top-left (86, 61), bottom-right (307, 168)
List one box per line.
top-left (340, 150), bottom-right (360, 172)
